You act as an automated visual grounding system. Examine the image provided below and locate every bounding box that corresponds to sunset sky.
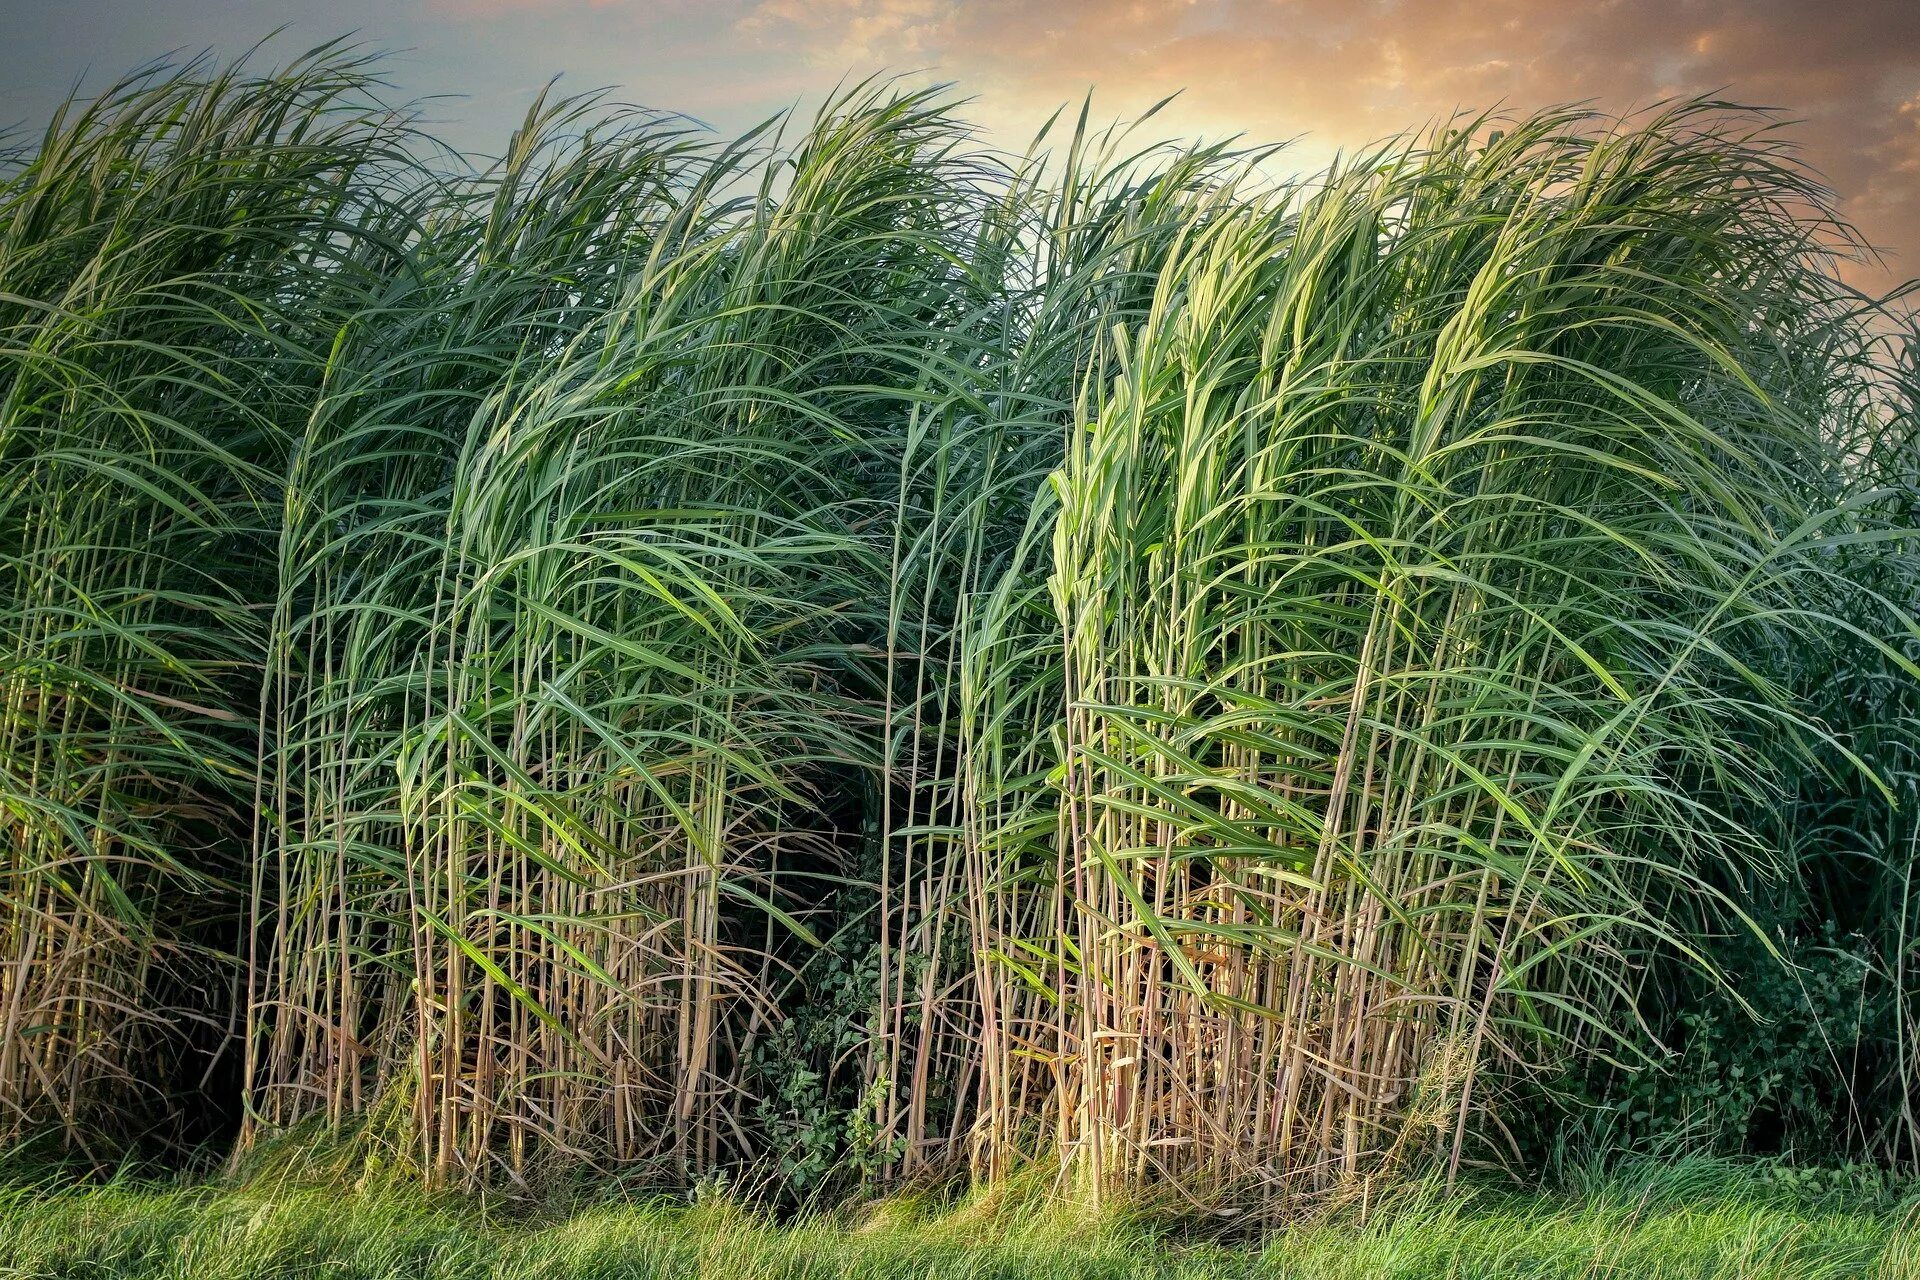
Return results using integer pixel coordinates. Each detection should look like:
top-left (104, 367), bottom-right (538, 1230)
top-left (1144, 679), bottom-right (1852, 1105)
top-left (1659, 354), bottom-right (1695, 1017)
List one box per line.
top-left (7, 1), bottom-right (1918, 291)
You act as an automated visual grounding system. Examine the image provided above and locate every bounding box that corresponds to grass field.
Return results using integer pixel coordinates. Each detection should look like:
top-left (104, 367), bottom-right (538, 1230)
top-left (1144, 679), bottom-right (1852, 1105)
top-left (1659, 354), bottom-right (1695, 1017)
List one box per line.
top-left (0, 1160), bottom-right (1913, 1279)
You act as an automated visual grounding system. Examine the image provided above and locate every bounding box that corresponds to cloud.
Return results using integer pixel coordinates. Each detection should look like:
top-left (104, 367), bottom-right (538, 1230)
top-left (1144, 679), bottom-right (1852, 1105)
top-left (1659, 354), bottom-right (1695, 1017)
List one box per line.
top-left (738, 0), bottom-right (1920, 291)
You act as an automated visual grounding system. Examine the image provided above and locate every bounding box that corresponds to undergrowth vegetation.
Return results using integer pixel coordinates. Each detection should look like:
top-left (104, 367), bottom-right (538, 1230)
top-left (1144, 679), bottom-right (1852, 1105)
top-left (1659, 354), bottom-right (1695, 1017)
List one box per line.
top-left (0, 1159), bottom-right (1914, 1279)
top-left (0, 43), bottom-right (1916, 1220)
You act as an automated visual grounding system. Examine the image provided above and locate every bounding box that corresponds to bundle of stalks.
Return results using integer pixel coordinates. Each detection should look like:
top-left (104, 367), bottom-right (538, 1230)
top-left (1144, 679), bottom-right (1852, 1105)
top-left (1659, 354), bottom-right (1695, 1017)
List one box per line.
top-left (0, 48), bottom-right (410, 1153)
top-left (958, 105), bottom-right (1920, 1204)
top-left (246, 85), bottom-right (1013, 1188)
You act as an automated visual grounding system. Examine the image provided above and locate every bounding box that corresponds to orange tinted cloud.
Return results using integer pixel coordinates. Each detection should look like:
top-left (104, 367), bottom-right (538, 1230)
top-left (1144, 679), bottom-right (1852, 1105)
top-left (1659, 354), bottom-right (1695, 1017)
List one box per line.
top-left (738, 0), bottom-right (1920, 291)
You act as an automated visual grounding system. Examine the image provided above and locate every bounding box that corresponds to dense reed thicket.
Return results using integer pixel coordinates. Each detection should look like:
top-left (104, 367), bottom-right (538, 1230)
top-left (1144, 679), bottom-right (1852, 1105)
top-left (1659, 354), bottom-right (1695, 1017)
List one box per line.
top-left (1, 48), bottom-right (1915, 1211)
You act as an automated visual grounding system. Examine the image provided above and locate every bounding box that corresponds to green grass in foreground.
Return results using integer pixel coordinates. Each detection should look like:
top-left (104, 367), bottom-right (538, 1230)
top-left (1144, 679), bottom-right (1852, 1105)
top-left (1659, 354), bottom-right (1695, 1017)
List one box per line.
top-left (0, 1160), bottom-right (1913, 1279)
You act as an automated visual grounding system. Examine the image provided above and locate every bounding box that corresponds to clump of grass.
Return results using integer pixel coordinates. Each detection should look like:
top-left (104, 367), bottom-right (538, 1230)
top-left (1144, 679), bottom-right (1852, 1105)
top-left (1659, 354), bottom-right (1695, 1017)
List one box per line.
top-left (0, 44), bottom-right (416, 1155)
top-left (989, 101), bottom-right (1920, 1204)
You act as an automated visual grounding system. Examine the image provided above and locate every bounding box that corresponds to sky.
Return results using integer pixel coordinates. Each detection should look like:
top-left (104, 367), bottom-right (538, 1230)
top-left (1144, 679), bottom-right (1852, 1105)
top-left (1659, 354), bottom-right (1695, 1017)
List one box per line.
top-left (5, 1), bottom-right (1918, 292)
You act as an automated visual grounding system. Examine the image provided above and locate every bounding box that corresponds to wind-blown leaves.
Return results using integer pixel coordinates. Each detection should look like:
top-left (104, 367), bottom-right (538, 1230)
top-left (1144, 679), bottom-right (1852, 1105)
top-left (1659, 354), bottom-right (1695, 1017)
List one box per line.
top-left (0, 51), bottom-right (1914, 1209)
